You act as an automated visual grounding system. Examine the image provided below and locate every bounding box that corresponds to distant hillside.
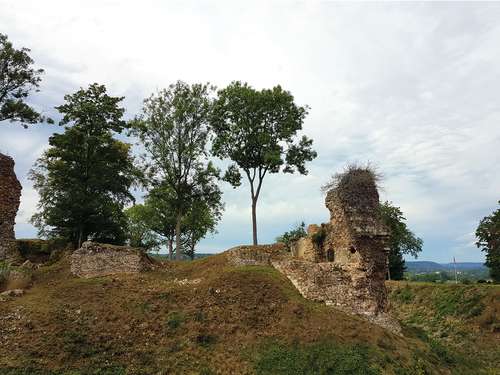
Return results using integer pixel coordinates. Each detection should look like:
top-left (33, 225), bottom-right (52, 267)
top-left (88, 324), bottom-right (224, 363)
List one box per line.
top-left (406, 261), bottom-right (486, 272)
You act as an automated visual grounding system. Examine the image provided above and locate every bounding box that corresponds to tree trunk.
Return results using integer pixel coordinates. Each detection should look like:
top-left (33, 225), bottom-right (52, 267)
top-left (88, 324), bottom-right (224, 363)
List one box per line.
top-left (77, 226), bottom-right (83, 249)
top-left (175, 213), bottom-right (182, 260)
top-left (251, 198), bottom-right (258, 245)
top-left (168, 239), bottom-right (173, 260)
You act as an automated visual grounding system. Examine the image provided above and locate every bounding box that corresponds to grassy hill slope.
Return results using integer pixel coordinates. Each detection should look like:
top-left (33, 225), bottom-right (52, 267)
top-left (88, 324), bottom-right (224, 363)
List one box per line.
top-left (0, 254), bottom-right (498, 374)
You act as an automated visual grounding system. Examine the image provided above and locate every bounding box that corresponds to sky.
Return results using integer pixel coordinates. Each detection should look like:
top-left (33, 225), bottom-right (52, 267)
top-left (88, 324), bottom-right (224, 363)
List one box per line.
top-left (1, 1), bottom-right (499, 263)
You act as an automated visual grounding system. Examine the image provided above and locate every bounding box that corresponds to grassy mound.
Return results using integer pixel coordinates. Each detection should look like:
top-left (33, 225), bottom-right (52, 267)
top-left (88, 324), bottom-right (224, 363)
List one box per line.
top-left (388, 281), bottom-right (500, 374)
top-left (0, 254), bottom-right (498, 374)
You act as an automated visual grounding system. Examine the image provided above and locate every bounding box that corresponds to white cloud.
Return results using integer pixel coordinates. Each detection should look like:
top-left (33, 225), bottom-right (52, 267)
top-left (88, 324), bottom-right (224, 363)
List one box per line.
top-left (1, 1), bottom-right (499, 261)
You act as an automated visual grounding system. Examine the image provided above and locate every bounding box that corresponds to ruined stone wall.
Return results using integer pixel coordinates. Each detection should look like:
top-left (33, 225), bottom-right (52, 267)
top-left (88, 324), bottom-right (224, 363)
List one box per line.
top-left (291, 224), bottom-right (323, 262)
top-left (0, 154), bottom-right (22, 264)
top-left (223, 167), bottom-right (397, 332)
top-left (71, 241), bottom-right (154, 278)
top-left (226, 243), bottom-right (287, 266)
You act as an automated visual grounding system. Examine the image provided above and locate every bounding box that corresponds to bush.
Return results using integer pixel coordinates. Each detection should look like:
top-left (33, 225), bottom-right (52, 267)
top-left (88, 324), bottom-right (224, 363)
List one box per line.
top-left (311, 225), bottom-right (327, 249)
top-left (276, 222), bottom-right (306, 251)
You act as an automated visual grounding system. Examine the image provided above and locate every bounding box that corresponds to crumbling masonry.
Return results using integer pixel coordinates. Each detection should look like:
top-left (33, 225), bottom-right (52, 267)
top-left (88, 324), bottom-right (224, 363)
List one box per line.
top-left (0, 153), bottom-right (22, 264)
top-left (227, 168), bottom-right (400, 332)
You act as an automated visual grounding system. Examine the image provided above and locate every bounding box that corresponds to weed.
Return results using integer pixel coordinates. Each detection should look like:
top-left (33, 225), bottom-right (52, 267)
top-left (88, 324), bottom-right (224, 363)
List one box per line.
top-left (166, 311), bottom-right (184, 330)
top-left (196, 333), bottom-right (216, 347)
top-left (61, 330), bottom-right (96, 359)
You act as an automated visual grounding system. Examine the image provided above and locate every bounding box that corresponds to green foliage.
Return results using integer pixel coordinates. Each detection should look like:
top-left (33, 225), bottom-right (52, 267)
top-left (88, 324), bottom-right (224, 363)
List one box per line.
top-left (253, 340), bottom-right (380, 375)
top-left (380, 201), bottom-right (423, 280)
top-left (0, 33), bottom-right (50, 127)
top-left (124, 205), bottom-right (162, 252)
top-left (276, 222), bottom-right (306, 251)
top-left (0, 261), bottom-right (10, 285)
top-left (431, 286), bottom-right (485, 319)
top-left (392, 285), bottom-right (415, 304)
top-left (131, 81), bottom-right (223, 259)
top-left (29, 84), bottom-right (139, 247)
top-left (311, 225), bottom-right (327, 249)
top-left (62, 331), bottom-right (97, 358)
top-left (476, 201), bottom-right (500, 282)
top-left (210, 81), bottom-right (316, 245)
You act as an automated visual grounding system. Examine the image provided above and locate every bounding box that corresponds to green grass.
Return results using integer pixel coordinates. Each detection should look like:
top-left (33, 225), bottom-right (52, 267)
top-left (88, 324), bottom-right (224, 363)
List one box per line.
top-left (430, 286), bottom-right (486, 318)
top-left (252, 340), bottom-right (382, 375)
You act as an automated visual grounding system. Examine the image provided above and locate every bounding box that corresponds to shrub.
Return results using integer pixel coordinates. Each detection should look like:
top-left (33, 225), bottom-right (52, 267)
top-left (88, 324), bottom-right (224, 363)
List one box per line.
top-left (321, 163), bottom-right (382, 195)
top-left (311, 225), bottom-right (327, 249)
top-left (276, 222), bottom-right (306, 251)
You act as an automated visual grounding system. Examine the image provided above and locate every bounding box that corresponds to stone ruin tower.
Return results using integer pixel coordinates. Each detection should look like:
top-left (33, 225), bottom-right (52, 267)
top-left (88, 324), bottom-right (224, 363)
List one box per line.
top-left (323, 168), bottom-right (390, 314)
top-left (0, 153), bottom-right (23, 263)
top-left (275, 167), bottom-right (398, 330)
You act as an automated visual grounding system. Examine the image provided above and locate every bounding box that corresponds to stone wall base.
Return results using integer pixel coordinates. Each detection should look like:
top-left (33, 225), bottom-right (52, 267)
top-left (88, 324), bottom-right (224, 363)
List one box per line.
top-left (71, 242), bottom-right (154, 278)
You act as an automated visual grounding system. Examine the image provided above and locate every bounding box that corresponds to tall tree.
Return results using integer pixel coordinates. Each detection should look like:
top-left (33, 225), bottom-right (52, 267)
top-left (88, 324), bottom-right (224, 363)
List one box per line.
top-left (210, 81), bottom-right (317, 245)
top-left (0, 33), bottom-right (48, 127)
top-left (30, 83), bottom-right (139, 247)
top-left (379, 201), bottom-right (423, 280)
top-left (476, 201), bottom-right (500, 282)
top-left (131, 81), bottom-right (223, 259)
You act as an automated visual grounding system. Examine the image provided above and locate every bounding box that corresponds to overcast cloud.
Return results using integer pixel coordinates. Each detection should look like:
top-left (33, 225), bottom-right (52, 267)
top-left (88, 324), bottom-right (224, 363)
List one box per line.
top-left (1, 1), bottom-right (499, 262)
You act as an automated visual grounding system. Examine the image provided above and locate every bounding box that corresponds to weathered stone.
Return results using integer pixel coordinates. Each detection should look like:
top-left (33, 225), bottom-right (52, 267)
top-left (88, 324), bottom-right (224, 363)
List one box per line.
top-left (0, 288), bottom-right (24, 297)
top-left (226, 243), bottom-right (287, 266)
top-left (224, 167), bottom-right (399, 333)
top-left (0, 153), bottom-right (23, 264)
top-left (71, 241), bottom-right (155, 278)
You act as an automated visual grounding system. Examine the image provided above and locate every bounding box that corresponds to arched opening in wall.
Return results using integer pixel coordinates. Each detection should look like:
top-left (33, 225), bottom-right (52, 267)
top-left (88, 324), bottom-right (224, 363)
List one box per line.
top-left (349, 246), bottom-right (356, 254)
top-left (326, 249), bottom-right (335, 262)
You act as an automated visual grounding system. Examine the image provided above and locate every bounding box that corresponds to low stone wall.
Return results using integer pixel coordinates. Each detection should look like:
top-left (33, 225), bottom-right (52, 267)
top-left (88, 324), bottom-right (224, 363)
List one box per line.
top-left (225, 243), bottom-right (287, 266)
top-left (71, 241), bottom-right (154, 278)
top-left (272, 258), bottom-right (400, 333)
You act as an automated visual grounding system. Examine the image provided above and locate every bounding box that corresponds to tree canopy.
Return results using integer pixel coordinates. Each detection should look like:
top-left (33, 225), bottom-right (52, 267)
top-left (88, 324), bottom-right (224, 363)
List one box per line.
top-left (210, 81), bottom-right (317, 245)
top-left (476, 201), bottom-right (500, 282)
top-left (30, 83), bottom-right (139, 247)
top-left (0, 33), bottom-right (48, 127)
top-left (379, 201), bottom-right (423, 280)
top-left (131, 81), bottom-right (223, 259)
